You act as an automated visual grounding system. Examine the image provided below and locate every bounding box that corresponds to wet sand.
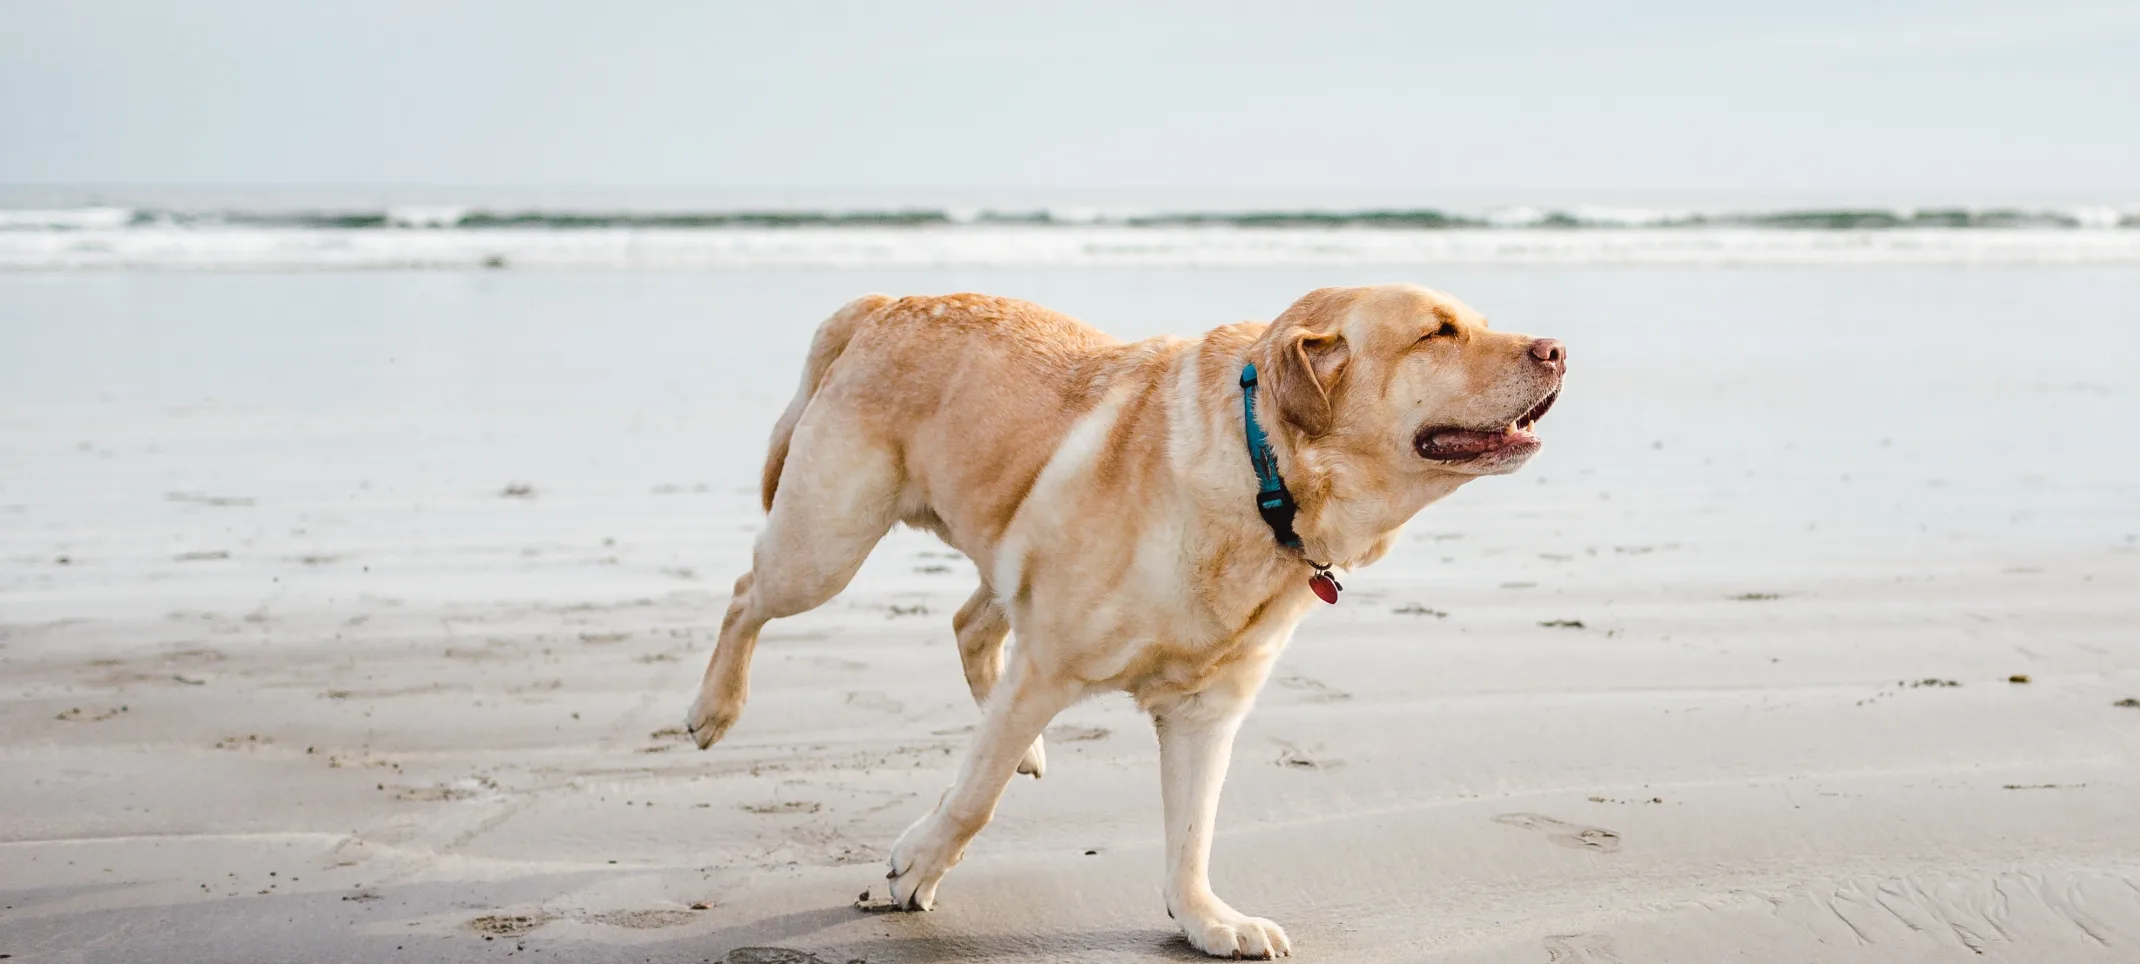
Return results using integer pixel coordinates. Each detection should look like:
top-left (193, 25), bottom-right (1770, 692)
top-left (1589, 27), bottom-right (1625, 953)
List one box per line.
top-left (3, 267), bottom-right (2137, 962)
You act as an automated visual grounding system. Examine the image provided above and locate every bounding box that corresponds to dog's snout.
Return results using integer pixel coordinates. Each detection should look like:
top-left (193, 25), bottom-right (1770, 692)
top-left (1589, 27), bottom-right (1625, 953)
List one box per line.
top-left (1528, 338), bottom-right (1566, 372)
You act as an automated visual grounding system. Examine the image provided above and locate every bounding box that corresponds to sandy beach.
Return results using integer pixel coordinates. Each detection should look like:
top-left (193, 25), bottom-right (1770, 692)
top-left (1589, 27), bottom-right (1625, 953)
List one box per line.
top-left (4, 264), bottom-right (2137, 963)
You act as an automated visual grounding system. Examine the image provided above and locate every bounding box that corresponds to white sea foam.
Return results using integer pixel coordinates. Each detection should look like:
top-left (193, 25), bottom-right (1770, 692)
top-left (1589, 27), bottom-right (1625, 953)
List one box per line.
top-left (0, 207), bottom-right (136, 230)
top-left (1045, 205), bottom-right (1108, 224)
top-left (6, 224), bottom-right (2140, 269)
top-left (2063, 205), bottom-right (2127, 229)
top-left (1482, 206), bottom-right (1548, 228)
top-left (385, 205), bottom-right (469, 228)
top-left (1565, 204), bottom-right (1694, 227)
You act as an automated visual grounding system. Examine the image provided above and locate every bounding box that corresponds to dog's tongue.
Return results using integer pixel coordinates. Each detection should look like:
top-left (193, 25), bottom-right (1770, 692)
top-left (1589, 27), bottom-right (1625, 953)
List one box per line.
top-left (1416, 427), bottom-right (1515, 460)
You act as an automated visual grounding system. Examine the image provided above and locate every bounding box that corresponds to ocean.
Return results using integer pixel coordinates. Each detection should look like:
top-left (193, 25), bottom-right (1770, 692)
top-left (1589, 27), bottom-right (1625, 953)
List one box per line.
top-left (2, 187), bottom-right (2138, 269)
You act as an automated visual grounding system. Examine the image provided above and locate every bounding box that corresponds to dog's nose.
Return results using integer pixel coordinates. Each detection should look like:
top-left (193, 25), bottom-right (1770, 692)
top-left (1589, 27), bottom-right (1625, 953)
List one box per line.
top-left (1529, 338), bottom-right (1566, 372)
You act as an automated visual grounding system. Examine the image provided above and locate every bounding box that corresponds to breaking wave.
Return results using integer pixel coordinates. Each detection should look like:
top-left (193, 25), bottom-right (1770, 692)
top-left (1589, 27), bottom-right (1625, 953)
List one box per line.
top-left (5, 203), bottom-right (2137, 232)
top-left (5, 202), bottom-right (2140, 268)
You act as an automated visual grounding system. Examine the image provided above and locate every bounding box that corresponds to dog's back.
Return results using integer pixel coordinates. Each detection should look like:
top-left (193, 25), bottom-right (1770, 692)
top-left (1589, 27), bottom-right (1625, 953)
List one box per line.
top-left (762, 294), bottom-right (1140, 551)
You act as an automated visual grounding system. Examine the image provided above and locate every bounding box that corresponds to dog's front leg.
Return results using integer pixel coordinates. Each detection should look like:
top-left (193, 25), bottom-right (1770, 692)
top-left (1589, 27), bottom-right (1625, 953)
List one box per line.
top-left (886, 651), bottom-right (1077, 910)
top-left (1155, 690), bottom-right (1290, 959)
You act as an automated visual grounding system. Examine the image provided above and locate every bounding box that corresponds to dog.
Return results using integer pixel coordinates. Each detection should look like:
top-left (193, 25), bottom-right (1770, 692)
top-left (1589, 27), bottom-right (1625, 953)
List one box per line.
top-left (687, 284), bottom-right (1565, 958)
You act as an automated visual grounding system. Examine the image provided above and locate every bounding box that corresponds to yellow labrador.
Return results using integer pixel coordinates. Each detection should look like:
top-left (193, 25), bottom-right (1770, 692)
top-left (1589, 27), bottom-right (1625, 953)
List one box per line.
top-left (687, 284), bottom-right (1565, 958)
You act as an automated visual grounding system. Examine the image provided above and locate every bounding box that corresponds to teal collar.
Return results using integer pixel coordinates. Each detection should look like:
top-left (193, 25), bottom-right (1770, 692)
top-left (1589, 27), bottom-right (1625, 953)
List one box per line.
top-left (1241, 363), bottom-right (1343, 602)
top-left (1238, 362), bottom-right (1302, 549)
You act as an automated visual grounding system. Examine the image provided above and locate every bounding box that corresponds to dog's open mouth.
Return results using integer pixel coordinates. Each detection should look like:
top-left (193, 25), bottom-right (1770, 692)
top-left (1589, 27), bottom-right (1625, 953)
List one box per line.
top-left (1414, 390), bottom-right (1558, 462)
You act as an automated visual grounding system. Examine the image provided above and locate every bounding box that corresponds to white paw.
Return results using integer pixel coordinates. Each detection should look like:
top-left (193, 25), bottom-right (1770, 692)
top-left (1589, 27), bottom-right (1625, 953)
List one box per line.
top-left (1016, 736), bottom-right (1047, 778)
top-left (683, 687), bottom-right (741, 749)
top-left (1176, 903), bottom-right (1291, 959)
top-left (884, 811), bottom-right (963, 911)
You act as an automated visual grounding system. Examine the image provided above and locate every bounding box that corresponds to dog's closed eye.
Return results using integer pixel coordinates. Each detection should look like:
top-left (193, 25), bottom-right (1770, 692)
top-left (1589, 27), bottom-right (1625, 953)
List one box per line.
top-left (1415, 320), bottom-right (1459, 344)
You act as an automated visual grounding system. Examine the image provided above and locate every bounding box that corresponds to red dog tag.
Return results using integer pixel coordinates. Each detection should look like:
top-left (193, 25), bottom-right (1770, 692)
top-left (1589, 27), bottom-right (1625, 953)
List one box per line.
top-left (1309, 571), bottom-right (1341, 604)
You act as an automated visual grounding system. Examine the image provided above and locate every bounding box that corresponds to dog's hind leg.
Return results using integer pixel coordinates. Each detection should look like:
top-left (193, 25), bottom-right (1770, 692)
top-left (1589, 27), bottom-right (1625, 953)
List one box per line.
top-left (952, 583), bottom-right (1046, 777)
top-left (687, 415), bottom-right (901, 749)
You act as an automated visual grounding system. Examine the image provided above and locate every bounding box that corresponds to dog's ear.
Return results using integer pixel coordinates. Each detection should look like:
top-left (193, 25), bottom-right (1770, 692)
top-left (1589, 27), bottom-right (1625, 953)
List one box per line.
top-left (1268, 291), bottom-right (1353, 437)
top-left (1272, 330), bottom-right (1350, 437)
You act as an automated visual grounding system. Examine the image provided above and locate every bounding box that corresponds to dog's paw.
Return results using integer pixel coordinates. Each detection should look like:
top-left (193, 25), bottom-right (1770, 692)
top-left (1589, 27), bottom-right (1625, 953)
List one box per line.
top-left (1177, 904), bottom-right (1291, 959)
top-left (1016, 736), bottom-right (1046, 778)
top-left (884, 812), bottom-right (962, 911)
top-left (683, 688), bottom-right (742, 749)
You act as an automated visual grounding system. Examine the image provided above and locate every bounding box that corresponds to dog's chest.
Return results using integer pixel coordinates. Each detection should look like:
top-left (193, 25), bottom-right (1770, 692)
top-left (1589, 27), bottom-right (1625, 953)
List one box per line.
top-left (1083, 574), bottom-right (1313, 699)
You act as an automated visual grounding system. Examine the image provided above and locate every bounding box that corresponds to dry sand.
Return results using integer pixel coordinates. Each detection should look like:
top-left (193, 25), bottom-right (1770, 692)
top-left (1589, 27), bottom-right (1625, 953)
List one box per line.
top-left (3, 267), bottom-right (2137, 962)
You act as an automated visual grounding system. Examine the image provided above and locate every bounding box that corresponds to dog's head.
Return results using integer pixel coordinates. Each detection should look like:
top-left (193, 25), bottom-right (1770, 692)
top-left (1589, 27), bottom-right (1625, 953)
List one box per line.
top-left (1258, 284), bottom-right (1564, 480)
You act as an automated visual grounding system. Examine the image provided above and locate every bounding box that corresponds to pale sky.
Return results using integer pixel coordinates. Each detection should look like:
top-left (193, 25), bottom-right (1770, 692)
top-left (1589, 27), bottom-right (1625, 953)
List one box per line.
top-left (2, 1), bottom-right (2136, 194)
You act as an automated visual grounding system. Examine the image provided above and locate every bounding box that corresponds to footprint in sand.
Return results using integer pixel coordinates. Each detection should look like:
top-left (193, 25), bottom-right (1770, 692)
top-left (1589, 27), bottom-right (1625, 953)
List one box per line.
top-left (1273, 741), bottom-right (1342, 770)
top-left (165, 491), bottom-right (255, 507)
top-left (843, 691), bottom-right (904, 714)
top-left (1543, 933), bottom-right (1622, 963)
top-left (55, 705), bottom-right (128, 723)
top-left (741, 801), bottom-right (821, 815)
top-left (582, 909), bottom-right (698, 929)
top-left (721, 950), bottom-right (834, 964)
top-left (1274, 672), bottom-right (1352, 703)
top-left (1493, 813), bottom-right (1622, 853)
top-left (465, 913), bottom-right (554, 937)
